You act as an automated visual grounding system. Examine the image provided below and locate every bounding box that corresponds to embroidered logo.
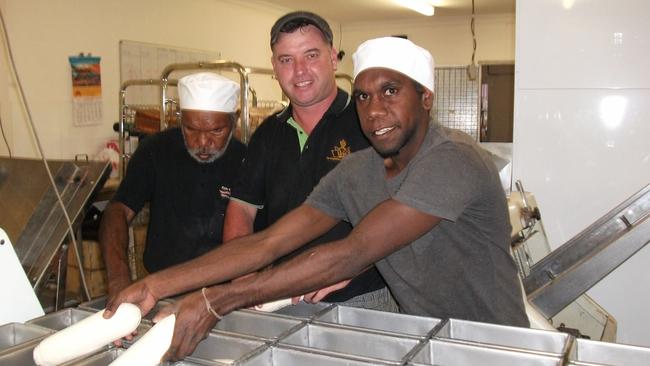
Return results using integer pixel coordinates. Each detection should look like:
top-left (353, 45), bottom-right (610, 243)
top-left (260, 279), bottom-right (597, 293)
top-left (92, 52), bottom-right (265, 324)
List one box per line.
top-left (219, 186), bottom-right (231, 199)
top-left (326, 139), bottom-right (351, 161)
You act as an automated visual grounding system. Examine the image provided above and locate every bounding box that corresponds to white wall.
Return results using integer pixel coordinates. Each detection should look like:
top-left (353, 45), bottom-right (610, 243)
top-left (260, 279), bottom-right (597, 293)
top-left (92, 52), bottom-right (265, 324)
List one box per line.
top-left (0, 0), bottom-right (295, 160)
top-left (338, 14), bottom-right (515, 75)
top-left (514, 0), bottom-right (650, 346)
top-left (0, 2), bottom-right (516, 161)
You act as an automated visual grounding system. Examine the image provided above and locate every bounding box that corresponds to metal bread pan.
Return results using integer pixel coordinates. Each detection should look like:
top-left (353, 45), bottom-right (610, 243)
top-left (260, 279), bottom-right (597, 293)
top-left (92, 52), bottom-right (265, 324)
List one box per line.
top-left (214, 310), bottom-right (303, 340)
top-left (61, 348), bottom-right (124, 365)
top-left (62, 348), bottom-right (212, 365)
top-left (567, 338), bottom-right (650, 366)
top-left (409, 339), bottom-right (563, 366)
top-left (0, 341), bottom-right (39, 365)
top-left (0, 323), bottom-right (52, 352)
top-left (27, 308), bottom-right (95, 331)
top-left (434, 318), bottom-right (570, 356)
top-left (77, 297), bottom-right (109, 312)
top-left (279, 323), bottom-right (419, 363)
top-left (240, 346), bottom-right (395, 365)
top-left (120, 322), bottom-right (154, 346)
top-left (184, 332), bottom-right (267, 364)
top-left (314, 305), bottom-right (440, 337)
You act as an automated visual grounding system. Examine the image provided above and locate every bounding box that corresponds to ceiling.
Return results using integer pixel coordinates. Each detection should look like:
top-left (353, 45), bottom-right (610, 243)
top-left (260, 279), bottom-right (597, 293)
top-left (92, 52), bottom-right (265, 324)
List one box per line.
top-left (257, 0), bottom-right (515, 23)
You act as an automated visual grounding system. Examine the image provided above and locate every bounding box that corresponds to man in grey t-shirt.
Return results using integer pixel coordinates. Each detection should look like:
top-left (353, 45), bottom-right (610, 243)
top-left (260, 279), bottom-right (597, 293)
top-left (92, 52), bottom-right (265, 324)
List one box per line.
top-left (106, 36), bottom-right (528, 362)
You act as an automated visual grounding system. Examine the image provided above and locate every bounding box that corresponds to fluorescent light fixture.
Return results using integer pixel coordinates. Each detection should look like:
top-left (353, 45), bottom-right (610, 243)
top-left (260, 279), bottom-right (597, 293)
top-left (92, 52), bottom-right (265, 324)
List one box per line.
top-left (396, 0), bottom-right (435, 16)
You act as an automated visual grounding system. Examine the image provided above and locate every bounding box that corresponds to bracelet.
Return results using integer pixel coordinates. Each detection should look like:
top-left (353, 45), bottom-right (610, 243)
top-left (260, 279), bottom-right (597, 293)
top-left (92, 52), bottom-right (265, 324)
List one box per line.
top-left (201, 287), bottom-right (223, 320)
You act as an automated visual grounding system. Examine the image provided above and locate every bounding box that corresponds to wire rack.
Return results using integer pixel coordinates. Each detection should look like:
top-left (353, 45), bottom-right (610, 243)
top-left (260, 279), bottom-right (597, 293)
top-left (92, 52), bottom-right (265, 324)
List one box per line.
top-left (434, 66), bottom-right (479, 140)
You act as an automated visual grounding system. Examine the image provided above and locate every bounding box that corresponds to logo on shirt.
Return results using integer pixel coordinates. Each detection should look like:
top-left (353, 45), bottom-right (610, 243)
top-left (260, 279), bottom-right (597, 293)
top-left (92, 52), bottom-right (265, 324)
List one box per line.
top-left (219, 186), bottom-right (231, 199)
top-left (326, 139), bottom-right (351, 161)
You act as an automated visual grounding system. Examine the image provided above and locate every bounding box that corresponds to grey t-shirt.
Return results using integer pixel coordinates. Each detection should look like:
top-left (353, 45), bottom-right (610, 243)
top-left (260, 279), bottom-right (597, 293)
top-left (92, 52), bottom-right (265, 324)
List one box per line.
top-left (306, 122), bottom-right (529, 327)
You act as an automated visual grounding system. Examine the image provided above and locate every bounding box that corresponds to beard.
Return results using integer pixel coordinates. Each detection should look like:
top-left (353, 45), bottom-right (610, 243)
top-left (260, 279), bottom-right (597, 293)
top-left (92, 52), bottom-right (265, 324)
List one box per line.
top-left (183, 130), bottom-right (232, 164)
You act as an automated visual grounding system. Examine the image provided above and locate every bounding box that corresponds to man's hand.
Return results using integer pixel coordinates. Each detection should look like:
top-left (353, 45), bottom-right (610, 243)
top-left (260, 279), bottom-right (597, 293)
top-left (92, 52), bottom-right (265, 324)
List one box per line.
top-left (106, 275), bottom-right (133, 308)
top-left (104, 279), bottom-right (159, 319)
top-left (298, 279), bottom-right (352, 304)
top-left (157, 291), bottom-right (219, 362)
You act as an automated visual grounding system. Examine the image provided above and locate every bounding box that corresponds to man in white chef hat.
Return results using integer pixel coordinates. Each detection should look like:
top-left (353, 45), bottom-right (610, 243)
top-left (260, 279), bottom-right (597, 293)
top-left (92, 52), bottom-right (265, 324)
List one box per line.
top-left (177, 72), bottom-right (241, 162)
top-left (99, 72), bottom-right (246, 305)
top-left (106, 38), bottom-right (528, 361)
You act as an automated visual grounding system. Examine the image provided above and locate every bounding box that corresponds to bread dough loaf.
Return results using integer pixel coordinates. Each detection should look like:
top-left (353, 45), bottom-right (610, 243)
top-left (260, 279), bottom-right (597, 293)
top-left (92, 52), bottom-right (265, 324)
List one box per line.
top-left (255, 296), bottom-right (303, 312)
top-left (108, 314), bottom-right (175, 366)
top-left (33, 303), bottom-right (141, 366)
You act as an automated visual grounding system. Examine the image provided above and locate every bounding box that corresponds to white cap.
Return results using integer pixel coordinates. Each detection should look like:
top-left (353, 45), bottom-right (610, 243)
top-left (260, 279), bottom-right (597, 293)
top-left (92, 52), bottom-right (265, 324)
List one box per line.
top-left (353, 37), bottom-right (435, 92)
top-left (178, 72), bottom-right (240, 113)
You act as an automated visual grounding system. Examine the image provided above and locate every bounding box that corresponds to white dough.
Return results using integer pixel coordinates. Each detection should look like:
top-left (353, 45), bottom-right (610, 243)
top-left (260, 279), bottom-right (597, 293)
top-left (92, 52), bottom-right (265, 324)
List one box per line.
top-left (254, 296), bottom-right (303, 312)
top-left (33, 303), bottom-right (141, 366)
top-left (108, 314), bottom-right (175, 366)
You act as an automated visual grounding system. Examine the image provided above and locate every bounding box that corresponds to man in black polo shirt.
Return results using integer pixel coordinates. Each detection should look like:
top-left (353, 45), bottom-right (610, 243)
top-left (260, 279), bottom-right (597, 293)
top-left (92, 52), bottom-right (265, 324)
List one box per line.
top-left (223, 11), bottom-right (395, 310)
top-left (99, 72), bottom-right (246, 301)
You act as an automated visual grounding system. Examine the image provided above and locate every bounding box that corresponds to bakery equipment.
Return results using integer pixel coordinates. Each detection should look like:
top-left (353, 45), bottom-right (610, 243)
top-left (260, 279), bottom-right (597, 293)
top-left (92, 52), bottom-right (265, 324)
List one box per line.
top-left (508, 181), bottom-right (650, 341)
top-left (0, 157), bottom-right (111, 311)
top-left (2, 299), bottom-right (650, 365)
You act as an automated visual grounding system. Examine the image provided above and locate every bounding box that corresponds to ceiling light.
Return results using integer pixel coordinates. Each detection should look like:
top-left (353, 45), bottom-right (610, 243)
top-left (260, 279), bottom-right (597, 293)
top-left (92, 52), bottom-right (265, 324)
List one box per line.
top-left (396, 0), bottom-right (435, 16)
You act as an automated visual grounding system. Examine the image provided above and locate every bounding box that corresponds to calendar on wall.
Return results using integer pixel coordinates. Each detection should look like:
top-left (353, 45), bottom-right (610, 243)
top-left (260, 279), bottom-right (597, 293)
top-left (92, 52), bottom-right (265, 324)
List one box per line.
top-left (69, 54), bottom-right (103, 126)
top-left (119, 40), bottom-right (220, 106)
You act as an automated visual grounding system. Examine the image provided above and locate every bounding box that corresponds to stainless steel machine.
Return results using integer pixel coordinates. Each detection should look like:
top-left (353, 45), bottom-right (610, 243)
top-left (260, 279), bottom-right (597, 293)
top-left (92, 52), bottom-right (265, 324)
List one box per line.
top-left (0, 157), bottom-right (111, 311)
top-left (509, 182), bottom-right (650, 341)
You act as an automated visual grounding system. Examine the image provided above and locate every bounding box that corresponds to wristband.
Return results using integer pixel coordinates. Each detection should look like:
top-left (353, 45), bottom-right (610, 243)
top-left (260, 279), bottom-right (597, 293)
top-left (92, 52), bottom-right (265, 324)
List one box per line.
top-left (201, 287), bottom-right (223, 320)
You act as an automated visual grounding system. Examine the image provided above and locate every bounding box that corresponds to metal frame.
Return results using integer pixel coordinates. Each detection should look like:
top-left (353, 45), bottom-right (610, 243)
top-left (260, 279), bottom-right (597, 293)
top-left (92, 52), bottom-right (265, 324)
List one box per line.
top-left (159, 61), bottom-right (251, 142)
top-left (118, 78), bottom-right (177, 179)
top-left (524, 183), bottom-right (650, 318)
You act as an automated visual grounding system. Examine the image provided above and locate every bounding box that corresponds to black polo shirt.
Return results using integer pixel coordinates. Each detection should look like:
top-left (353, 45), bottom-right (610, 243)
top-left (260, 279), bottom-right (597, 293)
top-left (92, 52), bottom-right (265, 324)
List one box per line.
top-left (231, 89), bottom-right (386, 302)
top-left (113, 128), bottom-right (245, 273)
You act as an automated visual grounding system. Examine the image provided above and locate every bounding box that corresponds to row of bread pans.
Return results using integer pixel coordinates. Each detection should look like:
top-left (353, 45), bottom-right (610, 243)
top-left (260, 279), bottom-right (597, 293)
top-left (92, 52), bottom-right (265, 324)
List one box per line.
top-left (1, 297), bottom-right (649, 365)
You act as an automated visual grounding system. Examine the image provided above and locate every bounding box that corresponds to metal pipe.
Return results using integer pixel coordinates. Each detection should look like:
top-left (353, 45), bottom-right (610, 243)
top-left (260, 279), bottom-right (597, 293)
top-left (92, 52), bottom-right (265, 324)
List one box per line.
top-left (118, 79), bottom-right (159, 178)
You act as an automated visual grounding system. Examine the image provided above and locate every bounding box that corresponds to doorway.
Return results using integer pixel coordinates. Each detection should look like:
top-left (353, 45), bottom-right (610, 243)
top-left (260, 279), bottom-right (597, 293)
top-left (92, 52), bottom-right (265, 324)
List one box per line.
top-left (480, 64), bottom-right (514, 142)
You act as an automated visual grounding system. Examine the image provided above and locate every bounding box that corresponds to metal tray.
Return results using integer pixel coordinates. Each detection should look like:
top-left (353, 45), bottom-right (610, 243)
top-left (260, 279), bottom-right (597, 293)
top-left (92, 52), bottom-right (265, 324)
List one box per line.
top-left (185, 332), bottom-right (267, 364)
top-left (433, 318), bottom-right (570, 356)
top-left (314, 305), bottom-right (440, 338)
top-left (409, 339), bottom-right (563, 366)
top-left (0, 323), bottom-right (52, 353)
top-left (279, 323), bottom-right (419, 363)
top-left (62, 348), bottom-right (124, 365)
top-left (568, 338), bottom-right (650, 365)
top-left (27, 308), bottom-right (95, 331)
top-left (240, 346), bottom-right (394, 365)
top-left (0, 340), bottom-right (40, 365)
top-left (214, 310), bottom-right (303, 340)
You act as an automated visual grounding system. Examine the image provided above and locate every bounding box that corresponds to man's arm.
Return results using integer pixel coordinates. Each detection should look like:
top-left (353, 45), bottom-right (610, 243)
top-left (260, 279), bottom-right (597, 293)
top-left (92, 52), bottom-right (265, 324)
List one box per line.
top-left (105, 204), bottom-right (339, 315)
top-left (159, 199), bottom-right (442, 361)
top-left (223, 199), bottom-right (258, 242)
top-left (208, 199), bottom-right (441, 314)
top-left (98, 201), bottom-right (136, 298)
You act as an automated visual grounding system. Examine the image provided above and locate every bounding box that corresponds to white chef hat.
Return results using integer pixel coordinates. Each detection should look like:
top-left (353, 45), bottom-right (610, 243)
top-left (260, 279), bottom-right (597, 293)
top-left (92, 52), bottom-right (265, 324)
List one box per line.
top-left (353, 37), bottom-right (435, 92)
top-left (178, 72), bottom-right (240, 113)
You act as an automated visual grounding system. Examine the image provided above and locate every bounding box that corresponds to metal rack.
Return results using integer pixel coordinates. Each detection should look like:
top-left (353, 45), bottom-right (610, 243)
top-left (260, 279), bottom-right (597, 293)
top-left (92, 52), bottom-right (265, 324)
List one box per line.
top-left (159, 61), bottom-right (278, 144)
top-left (118, 78), bottom-right (178, 179)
